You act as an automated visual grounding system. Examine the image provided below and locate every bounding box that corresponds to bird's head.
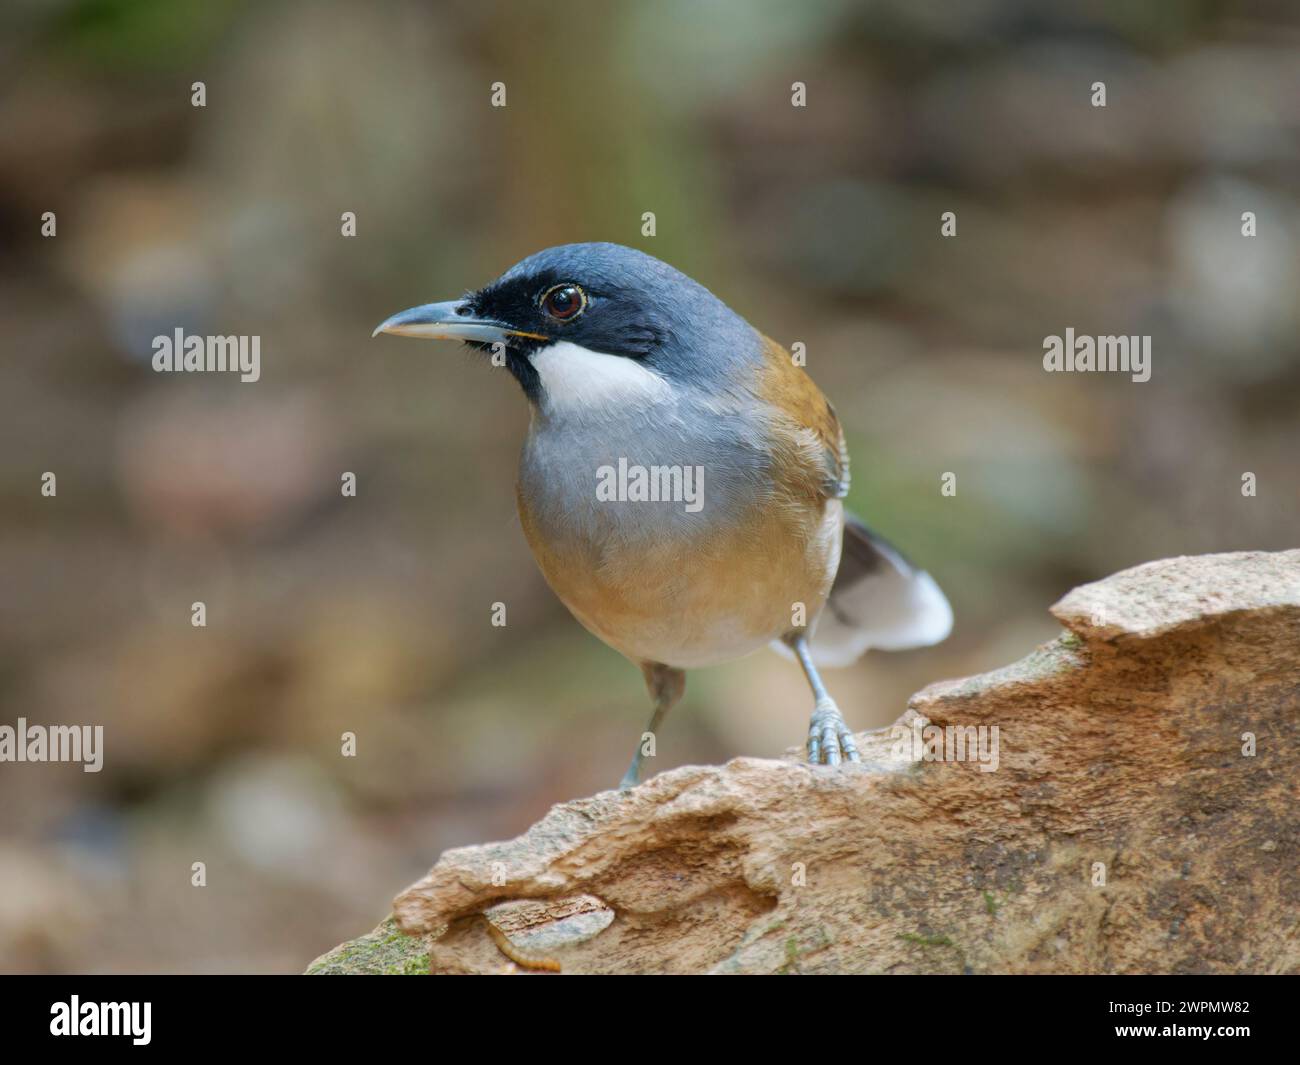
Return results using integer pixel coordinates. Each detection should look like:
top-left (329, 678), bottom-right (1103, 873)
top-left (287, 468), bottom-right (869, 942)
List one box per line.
top-left (372, 242), bottom-right (755, 407)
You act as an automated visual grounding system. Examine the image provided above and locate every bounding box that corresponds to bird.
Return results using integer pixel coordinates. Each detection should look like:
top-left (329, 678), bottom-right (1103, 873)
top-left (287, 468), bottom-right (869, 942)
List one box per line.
top-left (373, 242), bottom-right (952, 788)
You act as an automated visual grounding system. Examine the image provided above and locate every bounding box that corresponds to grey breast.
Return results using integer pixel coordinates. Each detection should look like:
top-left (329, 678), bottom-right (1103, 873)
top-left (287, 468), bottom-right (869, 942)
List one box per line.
top-left (518, 391), bottom-right (776, 550)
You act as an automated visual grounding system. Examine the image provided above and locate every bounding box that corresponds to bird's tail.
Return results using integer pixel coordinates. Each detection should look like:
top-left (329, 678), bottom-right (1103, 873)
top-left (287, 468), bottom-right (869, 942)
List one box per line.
top-left (807, 514), bottom-right (953, 668)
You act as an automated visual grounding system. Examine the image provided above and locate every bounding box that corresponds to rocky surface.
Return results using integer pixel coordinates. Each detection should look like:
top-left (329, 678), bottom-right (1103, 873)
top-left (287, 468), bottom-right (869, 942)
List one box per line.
top-left (307, 550), bottom-right (1300, 975)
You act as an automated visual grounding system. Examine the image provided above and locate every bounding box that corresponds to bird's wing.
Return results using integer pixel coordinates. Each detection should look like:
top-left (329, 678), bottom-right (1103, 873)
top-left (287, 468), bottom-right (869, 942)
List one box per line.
top-left (755, 336), bottom-right (950, 666)
top-left (756, 336), bottom-right (849, 503)
top-left (811, 515), bottom-right (953, 667)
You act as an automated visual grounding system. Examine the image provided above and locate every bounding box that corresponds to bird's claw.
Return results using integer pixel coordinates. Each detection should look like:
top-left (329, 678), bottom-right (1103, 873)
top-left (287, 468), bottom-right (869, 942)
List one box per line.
top-left (807, 699), bottom-right (861, 766)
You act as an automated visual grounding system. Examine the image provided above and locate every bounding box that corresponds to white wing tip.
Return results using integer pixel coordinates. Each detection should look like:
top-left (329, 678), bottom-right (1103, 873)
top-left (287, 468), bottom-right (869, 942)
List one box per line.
top-left (806, 569), bottom-right (954, 667)
top-left (896, 570), bottom-right (953, 648)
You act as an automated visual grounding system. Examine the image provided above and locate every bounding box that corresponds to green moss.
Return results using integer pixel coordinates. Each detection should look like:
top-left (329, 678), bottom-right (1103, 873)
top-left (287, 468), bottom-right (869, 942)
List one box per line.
top-left (305, 917), bottom-right (430, 975)
top-left (776, 927), bottom-right (833, 974)
top-left (898, 931), bottom-right (954, 948)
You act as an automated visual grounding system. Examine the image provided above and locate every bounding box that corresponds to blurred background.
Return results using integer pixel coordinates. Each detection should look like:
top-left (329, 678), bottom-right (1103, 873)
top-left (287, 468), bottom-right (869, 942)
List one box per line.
top-left (1, 0), bottom-right (1297, 973)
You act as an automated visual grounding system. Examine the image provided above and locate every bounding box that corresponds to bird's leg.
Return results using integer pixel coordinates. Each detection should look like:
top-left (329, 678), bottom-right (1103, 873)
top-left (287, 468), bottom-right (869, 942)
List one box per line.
top-left (786, 633), bottom-right (861, 766)
top-left (619, 662), bottom-right (685, 790)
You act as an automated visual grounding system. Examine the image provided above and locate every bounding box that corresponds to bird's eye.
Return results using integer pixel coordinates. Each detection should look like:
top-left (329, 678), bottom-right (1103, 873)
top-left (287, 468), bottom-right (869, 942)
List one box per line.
top-left (540, 283), bottom-right (586, 322)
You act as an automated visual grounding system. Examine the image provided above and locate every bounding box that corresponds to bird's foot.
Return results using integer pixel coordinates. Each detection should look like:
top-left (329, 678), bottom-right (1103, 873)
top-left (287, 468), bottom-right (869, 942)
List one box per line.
top-left (807, 697), bottom-right (861, 766)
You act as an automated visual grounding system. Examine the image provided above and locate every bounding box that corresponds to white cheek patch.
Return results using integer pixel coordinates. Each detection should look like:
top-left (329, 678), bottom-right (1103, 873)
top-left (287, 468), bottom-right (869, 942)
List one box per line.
top-left (530, 341), bottom-right (671, 417)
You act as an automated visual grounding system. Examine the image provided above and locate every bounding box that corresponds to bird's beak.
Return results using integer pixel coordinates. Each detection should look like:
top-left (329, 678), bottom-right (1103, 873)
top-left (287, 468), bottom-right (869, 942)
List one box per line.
top-left (371, 299), bottom-right (546, 343)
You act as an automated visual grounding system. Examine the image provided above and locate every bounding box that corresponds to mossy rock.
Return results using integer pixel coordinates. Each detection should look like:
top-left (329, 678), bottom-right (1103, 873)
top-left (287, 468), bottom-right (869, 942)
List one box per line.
top-left (305, 917), bottom-right (429, 975)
